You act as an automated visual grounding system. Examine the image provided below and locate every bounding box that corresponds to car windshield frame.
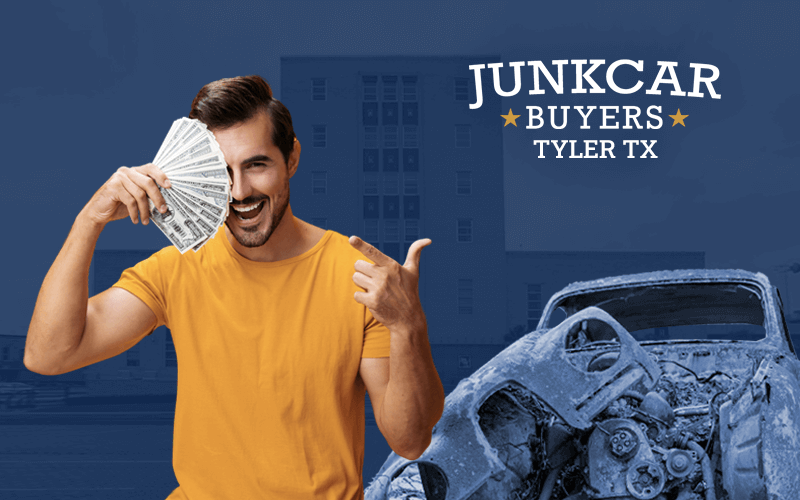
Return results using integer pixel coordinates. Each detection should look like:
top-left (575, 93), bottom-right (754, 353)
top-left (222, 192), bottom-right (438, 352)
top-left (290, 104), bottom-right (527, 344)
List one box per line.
top-left (547, 281), bottom-right (765, 331)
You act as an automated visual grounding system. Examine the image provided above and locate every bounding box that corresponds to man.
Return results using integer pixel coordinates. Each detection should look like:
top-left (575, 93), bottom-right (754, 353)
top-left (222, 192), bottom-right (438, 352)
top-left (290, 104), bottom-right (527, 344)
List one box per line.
top-left (25, 75), bottom-right (445, 499)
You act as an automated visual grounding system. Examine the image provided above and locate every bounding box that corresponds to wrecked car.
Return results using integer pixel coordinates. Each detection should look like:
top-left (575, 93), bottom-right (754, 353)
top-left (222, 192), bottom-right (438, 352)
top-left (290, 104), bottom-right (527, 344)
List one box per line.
top-left (365, 270), bottom-right (800, 500)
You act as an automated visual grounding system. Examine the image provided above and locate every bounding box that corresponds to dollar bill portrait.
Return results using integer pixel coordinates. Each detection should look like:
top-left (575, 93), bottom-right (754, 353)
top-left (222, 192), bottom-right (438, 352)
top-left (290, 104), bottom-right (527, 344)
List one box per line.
top-left (25, 75), bottom-right (445, 500)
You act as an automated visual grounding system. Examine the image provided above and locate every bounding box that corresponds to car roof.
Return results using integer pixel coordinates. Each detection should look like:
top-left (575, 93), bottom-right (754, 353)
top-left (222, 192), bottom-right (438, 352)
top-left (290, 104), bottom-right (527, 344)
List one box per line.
top-left (537, 269), bottom-right (792, 352)
top-left (553, 269), bottom-right (771, 296)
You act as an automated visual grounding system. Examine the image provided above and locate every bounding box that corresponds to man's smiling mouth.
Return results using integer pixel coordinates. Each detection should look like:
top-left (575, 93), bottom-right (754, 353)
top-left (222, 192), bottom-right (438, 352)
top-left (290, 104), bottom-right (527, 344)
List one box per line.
top-left (231, 200), bottom-right (266, 220)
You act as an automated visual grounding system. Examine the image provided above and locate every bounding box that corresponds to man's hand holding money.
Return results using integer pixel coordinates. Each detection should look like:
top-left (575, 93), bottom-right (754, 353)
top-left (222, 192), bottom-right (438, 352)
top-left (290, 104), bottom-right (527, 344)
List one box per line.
top-left (82, 163), bottom-right (171, 227)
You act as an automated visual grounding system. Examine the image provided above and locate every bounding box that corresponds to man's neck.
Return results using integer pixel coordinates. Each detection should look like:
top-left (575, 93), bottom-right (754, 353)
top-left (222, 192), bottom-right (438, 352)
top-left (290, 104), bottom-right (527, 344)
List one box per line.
top-left (225, 205), bottom-right (326, 262)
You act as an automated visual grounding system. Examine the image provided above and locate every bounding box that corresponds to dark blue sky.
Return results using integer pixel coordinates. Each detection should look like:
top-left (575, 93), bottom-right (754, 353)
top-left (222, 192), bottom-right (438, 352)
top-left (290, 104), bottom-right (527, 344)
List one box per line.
top-left (2, 1), bottom-right (799, 334)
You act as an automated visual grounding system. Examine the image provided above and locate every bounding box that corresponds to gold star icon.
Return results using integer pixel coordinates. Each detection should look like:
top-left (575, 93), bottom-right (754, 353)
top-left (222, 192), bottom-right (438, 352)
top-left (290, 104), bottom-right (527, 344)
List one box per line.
top-left (501, 108), bottom-right (521, 127)
top-left (669, 109), bottom-right (689, 127)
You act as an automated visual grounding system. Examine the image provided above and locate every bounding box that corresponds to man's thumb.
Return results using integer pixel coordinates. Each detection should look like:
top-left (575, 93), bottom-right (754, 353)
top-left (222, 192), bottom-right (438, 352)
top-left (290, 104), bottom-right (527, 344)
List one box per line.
top-left (403, 239), bottom-right (432, 273)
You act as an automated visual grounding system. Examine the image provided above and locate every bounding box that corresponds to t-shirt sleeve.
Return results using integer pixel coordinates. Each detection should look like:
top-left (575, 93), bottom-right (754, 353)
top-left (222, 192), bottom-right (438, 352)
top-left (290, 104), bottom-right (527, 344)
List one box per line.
top-left (112, 249), bottom-right (173, 331)
top-left (362, 309), bottom-right (390, 358)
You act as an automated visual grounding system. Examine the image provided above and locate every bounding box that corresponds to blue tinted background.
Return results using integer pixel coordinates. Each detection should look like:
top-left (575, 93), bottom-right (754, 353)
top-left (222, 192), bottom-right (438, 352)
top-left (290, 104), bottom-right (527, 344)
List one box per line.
top-left (1, 1), bottom-right (798, 498)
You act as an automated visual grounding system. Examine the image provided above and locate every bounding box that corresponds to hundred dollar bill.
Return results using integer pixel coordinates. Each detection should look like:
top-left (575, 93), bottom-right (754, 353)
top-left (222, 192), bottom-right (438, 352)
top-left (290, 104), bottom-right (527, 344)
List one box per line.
top-left (148, 198), bottom-right (202, 253)
top-left (170, 178), bottom-right (230, 198)
top-left (166, 189), bottom-right (217, 239)
top-left (172, 188), bottom-right (226, 226)
top-left (153, 120), bottom-right (180, 164)
top-left (171, 185), bottom-right (229, 221)
top-left (170, 174), bottom-right (229, 187)
top-left (158, 121), bottom-right (209, 166)
top-left (154, 119), bottom-right (193, 165)
top-left (160, 152), bottom-right (226, 173)
top-left (160, 136), bottom-right (219, 170)
top-left (169, 167), bottom-right (229, 182)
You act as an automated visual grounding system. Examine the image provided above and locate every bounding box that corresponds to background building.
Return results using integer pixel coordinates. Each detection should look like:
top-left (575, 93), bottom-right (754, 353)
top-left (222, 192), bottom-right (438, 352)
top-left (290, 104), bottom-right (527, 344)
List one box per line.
top-left (281, 56), bottom-right (507, 347)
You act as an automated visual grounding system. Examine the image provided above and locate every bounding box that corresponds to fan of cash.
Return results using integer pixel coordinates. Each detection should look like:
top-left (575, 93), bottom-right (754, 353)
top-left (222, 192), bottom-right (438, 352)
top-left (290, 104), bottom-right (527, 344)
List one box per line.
top-left (149, 117), bottom-right (231, 253)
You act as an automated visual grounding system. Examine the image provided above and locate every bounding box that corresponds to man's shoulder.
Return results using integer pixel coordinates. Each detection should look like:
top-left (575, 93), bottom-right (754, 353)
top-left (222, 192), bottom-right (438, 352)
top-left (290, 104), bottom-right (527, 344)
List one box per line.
top-left (320, 231), bottom-right (369, 264)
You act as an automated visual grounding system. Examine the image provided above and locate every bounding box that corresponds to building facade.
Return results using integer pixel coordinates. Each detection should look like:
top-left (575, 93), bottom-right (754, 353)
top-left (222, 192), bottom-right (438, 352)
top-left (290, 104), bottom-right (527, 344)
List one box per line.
top-left (281, 56), bottom-right (507, 345)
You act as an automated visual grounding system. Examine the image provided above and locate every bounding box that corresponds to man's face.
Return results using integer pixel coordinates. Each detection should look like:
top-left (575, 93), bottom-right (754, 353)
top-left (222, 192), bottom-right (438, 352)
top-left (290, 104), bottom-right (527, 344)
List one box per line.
top-left (213, 110), bottom-right (297, 248)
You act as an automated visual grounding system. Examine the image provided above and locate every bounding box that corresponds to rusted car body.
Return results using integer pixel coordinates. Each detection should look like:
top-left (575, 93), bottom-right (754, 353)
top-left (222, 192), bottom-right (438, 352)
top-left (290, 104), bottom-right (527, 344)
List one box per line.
top-left (366, 270), bottom-right (800, 500)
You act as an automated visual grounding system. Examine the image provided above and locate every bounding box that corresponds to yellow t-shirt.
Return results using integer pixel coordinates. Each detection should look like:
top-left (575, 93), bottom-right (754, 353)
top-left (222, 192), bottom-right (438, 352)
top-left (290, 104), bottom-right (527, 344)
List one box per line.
top-left (113, 228), bottom-right (390, 500)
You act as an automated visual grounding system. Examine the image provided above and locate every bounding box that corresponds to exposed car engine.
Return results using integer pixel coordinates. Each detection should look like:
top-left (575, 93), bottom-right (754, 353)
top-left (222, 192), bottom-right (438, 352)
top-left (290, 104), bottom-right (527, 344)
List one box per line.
top-left (474, 360), bottom-right (734, 500)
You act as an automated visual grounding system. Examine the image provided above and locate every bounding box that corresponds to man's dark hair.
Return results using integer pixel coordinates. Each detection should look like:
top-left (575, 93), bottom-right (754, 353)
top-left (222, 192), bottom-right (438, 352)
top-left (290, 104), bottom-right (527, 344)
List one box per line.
top-left (189, 75), bottom-right (296, 165)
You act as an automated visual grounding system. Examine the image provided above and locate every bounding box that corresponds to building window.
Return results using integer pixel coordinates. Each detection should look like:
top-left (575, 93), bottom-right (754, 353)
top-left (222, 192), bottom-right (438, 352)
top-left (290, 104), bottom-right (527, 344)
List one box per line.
top-left (402, 102), bottom-right (419, 125)
top-left (310, 218), bottom-right (328, 229)
top-left (458, 218), bottom-right (473, 242)
top-left (363, 148), bottom-right (379, 171)
top-left (527, 284), bottom-right (542, 331)
top-left (165, 330), bottom-right (177, 367)
top-left (382, 75), bottom-right (398, 101)
top-left (457, 171), bottom-right (472, 195)
top-left (403, 173), bottom-right (418, 195)
top-left (384, 220), bottom-right (400, 242)
top-left (312, 171), bottom-right (327, 195)
top-left (312, 125), bottom-right (326, 148)
top-left (384, 195), bottom-right (400, 219)
top-left (363, 127), bottom-right (379, 149)
top-left (363, 102), bottom-right (379, 126)
top-left (458, 355), bottom-right (471, 369)
top-left (363, 173), bottom-right (379, 195)
top-left (405, 219), bottom-right (419, 242)
top-left (363, 75), bottom-right (378, 101)
top-left (384, 173), bottom-right (399, 195)
top-left (458, 279), bottom-right (473, 315)
top-left (364, 220), bottom-right (379, 245)
top-left (383, 148), bottom-right (399, 171)
top-left (402, 147), bottom-right (419, 171)
top-left (383, 126), bottom-right (398, 148)
top-left (364, 196), bottom-right (379, 218)
top-left (126, 346), bottom-right (140, 367)
top-left (402, 75), bottom-right (418, 101)
top-left (455, 125), bottom-right (471, 148)
top-left (1, 346), bottom-right (9, 361)
top-left (312, 78), bottom-right (326, 101)
top-left (454, 77), bottom-right (469, 101)
top-left (403, 127), bottom-right (418, 148)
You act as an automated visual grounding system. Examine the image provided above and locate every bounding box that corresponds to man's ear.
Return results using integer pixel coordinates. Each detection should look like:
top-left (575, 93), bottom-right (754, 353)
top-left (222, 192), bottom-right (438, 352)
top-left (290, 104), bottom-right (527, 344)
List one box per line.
top-left (288, 138), bottom-right (301, 178)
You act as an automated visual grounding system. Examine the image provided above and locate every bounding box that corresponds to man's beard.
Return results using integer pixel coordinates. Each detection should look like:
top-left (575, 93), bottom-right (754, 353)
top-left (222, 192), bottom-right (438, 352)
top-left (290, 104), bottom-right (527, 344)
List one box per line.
top-left (226, 181), bottom-right (290, 248)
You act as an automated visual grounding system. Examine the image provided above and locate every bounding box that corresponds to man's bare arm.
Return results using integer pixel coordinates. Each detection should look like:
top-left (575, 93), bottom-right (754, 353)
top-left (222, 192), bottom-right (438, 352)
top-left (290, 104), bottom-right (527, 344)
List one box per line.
top-left (352, 237), bottom-right (445, 460)
top-left (25, 164), bottom-right (170, 375)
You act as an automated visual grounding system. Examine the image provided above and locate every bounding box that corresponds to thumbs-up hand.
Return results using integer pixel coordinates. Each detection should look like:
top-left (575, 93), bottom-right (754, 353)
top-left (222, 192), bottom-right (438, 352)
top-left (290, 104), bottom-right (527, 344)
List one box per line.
top-left (349, 236), bottom-right (432, 334)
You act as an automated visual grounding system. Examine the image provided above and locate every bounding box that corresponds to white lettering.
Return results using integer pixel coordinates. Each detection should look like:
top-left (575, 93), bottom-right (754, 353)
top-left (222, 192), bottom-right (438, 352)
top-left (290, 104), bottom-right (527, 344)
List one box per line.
top-left (533, 140), bottom-right (549, 158)
top-left (487, 61), bottom-right (525, 97)
top-left (688, 63), bottom-right (721, 99)
top-left (647, 61), bottom-right (686, 96)
top-left (528, 60), bottom-right (568, 95)
top-left (552, 139), bottom-right (569, 158)
top-left (574, 106), bottom-right (596, 129)
top-left (600, 106), bottom-right (619, 129)
top-left (468, 64), bottom-right (485, 109)
top-left (623, 139), bottom-right (639, 158)
top-left (572, 59), bottom-right (606, 94)
top-left (646, 105), bottom-right (663, 129)
top-left (606, 59), bottom-right (644, 94)
top-left (526, 106), bottom-right (544, 129)
top-left (549, 106), bottom-right (569, 129)
top-left (584, 140), bottom-right (598, 158)
top-left (623, 106), bottom-right (642, 129)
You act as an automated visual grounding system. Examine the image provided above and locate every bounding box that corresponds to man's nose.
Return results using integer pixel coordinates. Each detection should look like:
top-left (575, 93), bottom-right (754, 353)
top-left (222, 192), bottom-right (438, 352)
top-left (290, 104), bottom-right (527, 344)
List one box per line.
top-left (229, 170), bottom-right (251, 202)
